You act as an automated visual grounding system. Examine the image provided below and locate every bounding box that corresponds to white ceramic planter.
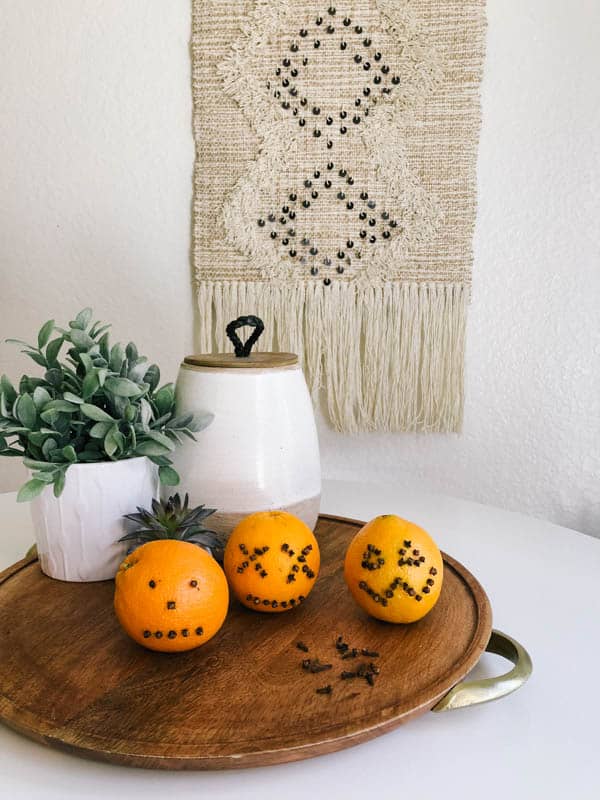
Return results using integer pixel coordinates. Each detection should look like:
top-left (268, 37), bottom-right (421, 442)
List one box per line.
top-left (170, 353), bottom-right (321, 535)
top-left (30, 457), bottom-right (158, 582)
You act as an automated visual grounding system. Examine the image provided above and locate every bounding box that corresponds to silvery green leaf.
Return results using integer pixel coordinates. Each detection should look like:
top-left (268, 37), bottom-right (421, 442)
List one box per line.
top-left (16, 393), bottom-right (36, 428)
top-left (98, 332), bottom-right (110, 361)
top-left (45, 337), bottom-right (63, 365)
top-left (154, 384), bottom-right (175, 416)
top-left (143, 430), bottom-right (175, 451)
top-left (112, 395), bottom-right (130, 419)
top-left (82, 370), bottom-right (99, 400)
top-left (79, 352), bottom-right (94, 372)
top-left (38, 409), bottom-right (62, 426)
top-left (0, 393), bottom-right (11, 418)
top-left (74, 308), bottom-right (93, 330)
top-left (37, 320), bottom-right (55, 349)
top-left (23, 458), bottom-right (56, 470)
top-left (158, 465), bottom-right (180, 486)
top-left (63, 392), bottom-right (84, 404)
top-left (62, 445), bottom-right (77, 463)
top-left (135, 439), bottom-right (172, 457)
top-left (90, 421), bottom-right (113, 439)
top-left (147, 455), bottom-right (171, 467)
top-left (80, 404), bottom-right (114, 422)
top-left (188, 411), bottom-right (214, 432)
top-left (17, 478), bottom-right (47, 502)
top-left (97, 368), bottom-right (108, 387)
top-left (26, 351), bottom-right (48, 368)
top-left (77, 451), bottom-right (103, 462)
top-left (109, 343), bottom-right (126, 372)
top-left (104, 426), bottom-right (124, 458)
top-left (140, 397), bottom-right (153, 430)
top-left (91, 323), bottom-right (111, 340)
top-left (124, 403), bottom-right (136, 423)
top-left (0, 376), bottom-right (17, 405)
top-left (104, 377), bottom-right (142, 398)
top-left (144, 364), bottom-right (160, 392)
top-left (53, 470), bottom-right (66, 497)
top-left (32, 386), bottom-right (52, 409)
top-left (164, 430), bottom-right (182, 445)
top-left (165, 413), bottom-right (194, 430)
top-left (42, 438), bottom-right (57, 458)
top-left (44, 368), bottom-right (63, 387)
top-left (53, 414), bottom-right (70, 434)
top-left (150, 412), bottom-right (171, 428)
top-left (28, 431), bottom-right (50, 447)
top-left (125, 342), bottom-right (138, 362)
top-left (43, 400), bottom-right (78, 413)
top-left (128, 358), bottom-right (148, 383)
top-left (36, 470), bottom-right (57, 484)
top-left (70, 329), bottom-right (95, 350)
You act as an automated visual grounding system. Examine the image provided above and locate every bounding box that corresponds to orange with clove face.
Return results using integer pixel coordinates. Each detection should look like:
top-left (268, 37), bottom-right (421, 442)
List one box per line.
top-left (224, 511), bottom-right (320, 613)
top-left (344, 515), bottom-right (444, 623)
top-left (114, 540), bottom-right (229, 652)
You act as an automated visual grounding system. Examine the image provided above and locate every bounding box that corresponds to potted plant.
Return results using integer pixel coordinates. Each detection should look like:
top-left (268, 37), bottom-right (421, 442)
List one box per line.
top-left (0, 308), bottom-right (212, 582)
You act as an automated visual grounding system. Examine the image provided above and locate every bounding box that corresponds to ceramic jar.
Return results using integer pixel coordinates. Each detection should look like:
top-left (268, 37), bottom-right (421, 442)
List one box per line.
top-left (170, 317), bottom-right (321, 534)
top-left (30, 456), bottom-right (158, 582)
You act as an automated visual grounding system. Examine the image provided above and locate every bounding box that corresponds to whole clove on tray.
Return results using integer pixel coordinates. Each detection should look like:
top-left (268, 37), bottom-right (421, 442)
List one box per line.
top-left (302, 658), bottom-right (332, 674)
top-left (296, 637), bottom-right (382, 694)
top-left (341, 661), bottom-right (379, 686)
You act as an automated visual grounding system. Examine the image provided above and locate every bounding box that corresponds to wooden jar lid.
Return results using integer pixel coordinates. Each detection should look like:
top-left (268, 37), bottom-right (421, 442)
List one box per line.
top-left (183, 352), bottom-right (298, 369)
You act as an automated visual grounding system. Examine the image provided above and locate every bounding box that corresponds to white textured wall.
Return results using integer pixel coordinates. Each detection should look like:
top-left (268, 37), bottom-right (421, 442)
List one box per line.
top-left (1, 1), bottom-right (599, 535)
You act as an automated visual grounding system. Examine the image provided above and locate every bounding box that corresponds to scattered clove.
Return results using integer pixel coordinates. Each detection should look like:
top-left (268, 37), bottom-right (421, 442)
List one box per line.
top-left (302, 658), bottom-right (332, 674)
top-left (296, 641), bottom-right (309, 652)
top-left (316, 685), bottom-right (333, 695)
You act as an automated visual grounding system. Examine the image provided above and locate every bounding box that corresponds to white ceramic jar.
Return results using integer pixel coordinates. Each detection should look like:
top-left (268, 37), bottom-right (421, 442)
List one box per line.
top-left (30, 456), bottom-right (158, 582)
top-left (170, 317), bottom-right (321, 534)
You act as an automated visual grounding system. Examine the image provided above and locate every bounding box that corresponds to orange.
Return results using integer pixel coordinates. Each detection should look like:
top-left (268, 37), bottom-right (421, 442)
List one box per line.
top-left (344, 515), bottom-right (443, 623)
top-left (114, 540), bottom-right (229, 652)
top-left (224, 511), bottom-right (320, 613)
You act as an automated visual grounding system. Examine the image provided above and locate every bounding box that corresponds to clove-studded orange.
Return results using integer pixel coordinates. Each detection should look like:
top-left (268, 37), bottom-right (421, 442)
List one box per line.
top-left (344, 515), bottom-right (444, 623)
top-left (114, 540), bottom-right (229, 652)
top-left (224, 511), bottom-right (320, 613)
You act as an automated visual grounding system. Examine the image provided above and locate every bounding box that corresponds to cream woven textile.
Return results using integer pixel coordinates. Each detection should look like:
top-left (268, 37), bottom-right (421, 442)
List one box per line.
top-left (192, 0), bottom-right (486, 432)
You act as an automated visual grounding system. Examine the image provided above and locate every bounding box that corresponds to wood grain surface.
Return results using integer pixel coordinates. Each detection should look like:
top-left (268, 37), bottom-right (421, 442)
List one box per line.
top-left (0, 515), bottom-right (492, 770)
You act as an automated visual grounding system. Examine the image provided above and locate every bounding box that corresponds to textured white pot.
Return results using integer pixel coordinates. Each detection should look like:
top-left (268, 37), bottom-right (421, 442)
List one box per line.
top-left (29, 457), bottom-right (158, 582)
top-left (170, 355), bottom-right (321, 534)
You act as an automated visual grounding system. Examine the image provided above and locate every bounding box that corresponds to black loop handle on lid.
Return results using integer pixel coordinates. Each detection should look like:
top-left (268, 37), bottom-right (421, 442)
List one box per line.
top-left (226, 316), bottom-right (265, 358)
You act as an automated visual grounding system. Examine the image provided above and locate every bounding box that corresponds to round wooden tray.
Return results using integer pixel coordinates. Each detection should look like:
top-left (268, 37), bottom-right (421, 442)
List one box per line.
top-left (0, 514), bottom-right (493, 769)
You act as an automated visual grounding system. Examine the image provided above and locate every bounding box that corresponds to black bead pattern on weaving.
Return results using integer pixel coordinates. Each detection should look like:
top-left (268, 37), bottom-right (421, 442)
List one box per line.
top-left (257, 6), bottom-right (404, 286)
top-left (258, 10), bottom-right (402, 284)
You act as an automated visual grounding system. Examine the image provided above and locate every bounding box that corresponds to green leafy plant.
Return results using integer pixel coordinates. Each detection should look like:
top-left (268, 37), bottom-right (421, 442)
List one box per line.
top-left (119, 493), bottom-right (225, 561)
top-left (0, 309), bottom-right (212, 501)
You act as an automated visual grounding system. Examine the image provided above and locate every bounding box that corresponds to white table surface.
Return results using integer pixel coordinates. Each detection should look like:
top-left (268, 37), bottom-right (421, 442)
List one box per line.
top-left (1, 479), bottom-right (599, 800)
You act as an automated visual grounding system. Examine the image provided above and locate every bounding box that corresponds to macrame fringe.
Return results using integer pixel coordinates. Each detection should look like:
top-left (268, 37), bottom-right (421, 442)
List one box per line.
top-left (196, 281), bottom-right (468, 433)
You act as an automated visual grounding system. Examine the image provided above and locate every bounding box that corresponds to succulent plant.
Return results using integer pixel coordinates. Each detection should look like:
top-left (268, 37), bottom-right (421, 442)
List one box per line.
top-left (0, 309), bottom-right (212, 501)
top-left (120, 493), bottom-right (226, 561)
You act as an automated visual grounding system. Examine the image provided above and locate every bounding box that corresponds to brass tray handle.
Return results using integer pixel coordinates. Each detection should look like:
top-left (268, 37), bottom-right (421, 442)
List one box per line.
top-left (432, 629), bottom-right (532, 712)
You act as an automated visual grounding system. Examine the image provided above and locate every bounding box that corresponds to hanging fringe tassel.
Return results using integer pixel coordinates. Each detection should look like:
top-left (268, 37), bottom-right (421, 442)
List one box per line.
top-left (196, 281), bottom-right (468, 433)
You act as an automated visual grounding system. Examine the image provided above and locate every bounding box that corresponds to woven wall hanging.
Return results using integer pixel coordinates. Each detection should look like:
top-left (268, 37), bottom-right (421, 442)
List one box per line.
top-left (191, 0), bottom-right (486, 432)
